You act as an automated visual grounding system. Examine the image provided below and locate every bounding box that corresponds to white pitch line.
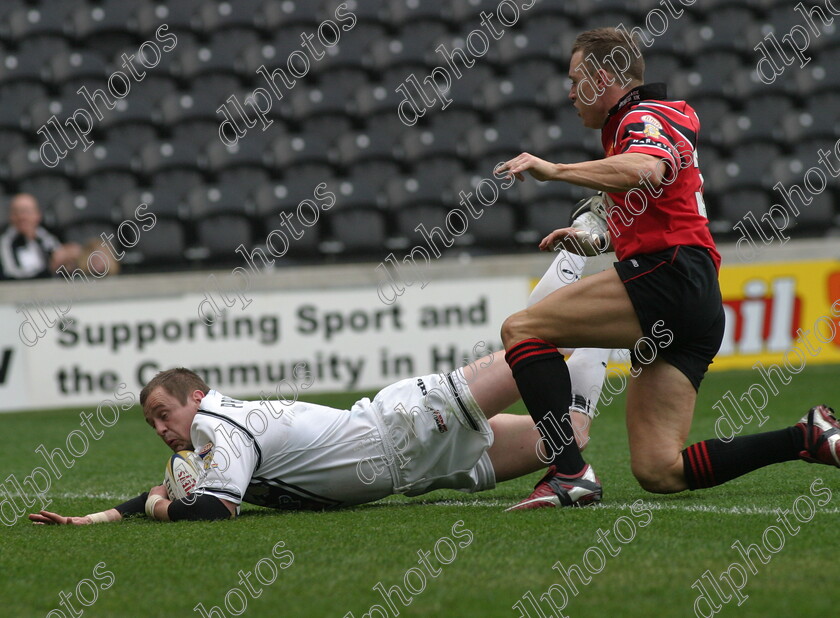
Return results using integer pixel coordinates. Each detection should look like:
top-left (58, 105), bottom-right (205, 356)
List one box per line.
top-left (16, 492), bottom-right (134, 501)
top-left (388, 499), bottom-right (840, 515)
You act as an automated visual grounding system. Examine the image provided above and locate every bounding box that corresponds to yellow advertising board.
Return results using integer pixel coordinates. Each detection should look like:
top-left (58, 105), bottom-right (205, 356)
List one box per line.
top-left (713, 259), bottom-right (840, 371)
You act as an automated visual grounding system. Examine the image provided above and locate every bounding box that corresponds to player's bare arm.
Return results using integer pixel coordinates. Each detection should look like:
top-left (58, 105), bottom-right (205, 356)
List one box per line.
top-left (29, 508), bottom-right (121, 525)
top-left (29, 485), bottom-right (236, 525)
top-left (498, 151), bottom-right (666, 192)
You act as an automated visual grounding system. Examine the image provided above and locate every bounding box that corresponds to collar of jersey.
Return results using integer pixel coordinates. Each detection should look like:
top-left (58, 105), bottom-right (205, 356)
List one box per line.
top-left (604, 82), bottom-right (668, 125)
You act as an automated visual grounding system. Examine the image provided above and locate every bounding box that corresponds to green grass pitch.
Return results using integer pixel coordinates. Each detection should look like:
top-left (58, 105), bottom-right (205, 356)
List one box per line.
top-left (1, 364), bottom-right (837, 617)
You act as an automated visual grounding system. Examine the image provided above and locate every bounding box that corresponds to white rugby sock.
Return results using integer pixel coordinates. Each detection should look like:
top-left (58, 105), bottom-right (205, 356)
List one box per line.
top-left (527, 250), bottom-right (586, 307)
top-left (566, 347), bottom-right (612, 419)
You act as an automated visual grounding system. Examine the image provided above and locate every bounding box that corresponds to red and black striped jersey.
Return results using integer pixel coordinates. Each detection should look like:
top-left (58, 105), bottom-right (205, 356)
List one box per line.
top-left (601, 83), bottom-right (721, 270)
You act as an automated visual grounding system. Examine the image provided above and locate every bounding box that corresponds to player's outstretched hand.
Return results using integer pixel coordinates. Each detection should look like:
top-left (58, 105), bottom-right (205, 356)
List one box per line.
top-left (540, 227), bottom-right (583, 254)
top-left (29, 510), bottom-right (93, 525)
top-left (497, 152), bottom-right (559, 182)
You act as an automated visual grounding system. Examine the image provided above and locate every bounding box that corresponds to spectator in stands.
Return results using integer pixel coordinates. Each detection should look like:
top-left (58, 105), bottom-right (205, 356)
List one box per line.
top-left (78, 238), bottom-right (121, 277)
top-left (0, 193), bottom-right (79, 280)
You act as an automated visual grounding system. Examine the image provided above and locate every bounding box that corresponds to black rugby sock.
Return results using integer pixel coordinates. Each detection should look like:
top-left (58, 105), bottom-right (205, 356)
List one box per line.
top-left (506, 339), bottom-right (586, 475)
top-left (682, 427), bottom-right (802, 489)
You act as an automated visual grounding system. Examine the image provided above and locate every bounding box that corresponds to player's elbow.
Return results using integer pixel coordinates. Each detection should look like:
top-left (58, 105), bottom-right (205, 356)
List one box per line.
top-left (634, 155), bottom-right (667, 189)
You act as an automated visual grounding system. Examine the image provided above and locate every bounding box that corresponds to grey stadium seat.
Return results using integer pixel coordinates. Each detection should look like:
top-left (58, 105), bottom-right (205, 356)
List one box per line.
top-left (335, 161), bottom-right (400, 210)
top-left (335, 113), bottom-right (413, 167)
top-left (372, 21), bottom-right (450, 69)
top-left (317, 23), bottom-right (390, 73)
top-left (468, 201), bottom-right (519, 248)
top-left (63, 222), bottom-right (116, 246)
top-left (716, 189), bottom-right (773, 235)
top-left (717, 95), bottom-right (796, 147)
top-left (195, 215), bottom-right (254, 263)
top-left (495, 16), bottom-right (574, 65)
top-left (524, 200), bottom-right (576, 239)
top-left (200, 0), bottom-right (286, 36)
top-left (257, 213), bottom-right (321, 257)
top-left (5, 0), bottom-right (82, 42)
top-left (287, 69), bottom-right (369, 120)
top-left (70, 141), bottom-right (138, 177)
top-left (466, 106), bottom-right (541, 160)
top-left (481, 60), bottom-right (557, 112)
top-left (0, 82), bottom-right (48, 131)
top-left (253, 163), bottom-right (338, 217)
top-left (721, 143), bottom-right (784, 192)
top-left (386, 158), bottom-right (465, 209)
top-left (17, 175), bottom-right (73, 216)
top-left (690, 8), bottom-right (763, 55)
top-left (69, 0), bottom-right (157, 39)
top-left (327, 208), bottom-right (388, 255)
top-left (671, 51), bottom-right (742, 100)
top-left (394, 204), bottom-right (461, 250)
top-left (177, 29), bottom-right (261, 80)
top-left (128, 218), bottom-right (187, 267)
top-left (53, 191), bottom-right (117, 227)
top-left (403, 110), bottom-right (480, 162)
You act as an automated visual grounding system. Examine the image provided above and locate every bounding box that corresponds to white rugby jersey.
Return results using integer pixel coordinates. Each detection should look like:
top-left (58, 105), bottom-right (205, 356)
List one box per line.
top-left (190, 390), bottom-right (394, 510)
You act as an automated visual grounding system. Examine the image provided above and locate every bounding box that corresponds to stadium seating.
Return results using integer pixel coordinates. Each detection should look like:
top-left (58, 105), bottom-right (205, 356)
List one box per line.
top-left (0, 0), bottom-right (837, 275)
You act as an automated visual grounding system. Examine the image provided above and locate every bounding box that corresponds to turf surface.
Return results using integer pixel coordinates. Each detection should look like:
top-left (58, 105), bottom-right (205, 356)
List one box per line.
top-left (1, 364), bottom-right (837, 617)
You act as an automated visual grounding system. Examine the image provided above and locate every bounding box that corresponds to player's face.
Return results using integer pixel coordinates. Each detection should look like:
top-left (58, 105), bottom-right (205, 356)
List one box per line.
top-left (9, 196), bottom-right (41, 239)
top-left (143, 387), bottom-right (201, 452)
top-left (568, 51), bottom-right (606, 129)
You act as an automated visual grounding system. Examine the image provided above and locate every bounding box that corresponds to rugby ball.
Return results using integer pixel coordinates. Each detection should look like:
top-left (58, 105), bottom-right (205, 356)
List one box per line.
top-left (568, 193), bottom-right (612, 256)
top-left (164, 450), bottom-right (203, 500)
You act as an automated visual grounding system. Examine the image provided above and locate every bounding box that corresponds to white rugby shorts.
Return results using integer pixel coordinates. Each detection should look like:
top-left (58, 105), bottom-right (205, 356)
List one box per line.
top-left (370, 367), bottom-right (496, 497)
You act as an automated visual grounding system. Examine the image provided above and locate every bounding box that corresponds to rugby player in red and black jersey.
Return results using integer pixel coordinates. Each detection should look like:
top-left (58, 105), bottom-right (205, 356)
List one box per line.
top-left (497, 27), bottom-right (839, 509)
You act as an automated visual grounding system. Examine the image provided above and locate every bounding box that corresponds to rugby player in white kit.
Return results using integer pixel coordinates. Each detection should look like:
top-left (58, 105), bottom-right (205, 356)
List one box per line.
top-left (30, 219), bottom-right (614, 524)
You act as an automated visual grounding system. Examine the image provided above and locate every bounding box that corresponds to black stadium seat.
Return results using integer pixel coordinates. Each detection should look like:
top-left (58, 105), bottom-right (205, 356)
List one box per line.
top-left (129, 217), bottom-right (187, 267)
top-left (495, 16), bottom-right (574, 65)
top-left (335, 161), bottom-right (398, 210)
top-left (5, 0), bottom-right (82, 42)
top-left (327, 208), bottom-right (388, 255)
top-left (0, 82), bottom-right (48, 131)
top-left (524, 200), bottom-right (576, 239)
top-left (70, 0), bottom-right (156, 39)
top-left (177, 29), bottom-right (261, 80)
top-left (319, 22), bottom-right (389, 73)
top-left (467, 106), bottom-right (541, 160)
top-left (671, 51), bottom-right (742, 100)
top-left (18, 176), bottom-right (71, 223)
top-left (195, 215), bottom-right (254, 263)
top-left (468, 201), bottom-right (518, 248)
top-left (691, 7), bottom-right (763, 55)
top-left (288, 68), bottom-right (369, 120)
top-left (63, 222), bottom-right (116, 246)
top-left (387, 158), bottom-right (464, 209)
top-left (373, 21), bottom-right (450, 70)
top-left (53, 190), bottom-right (118, 227)
top-left (717, 95), bottom-right (796, 147)
top-left (481, 60), bottom-right (557, 112)
top-left (403, 110), bottom-right (480, 162)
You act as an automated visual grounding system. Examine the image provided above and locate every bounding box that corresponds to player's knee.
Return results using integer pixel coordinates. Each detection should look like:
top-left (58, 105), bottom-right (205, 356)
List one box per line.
top-left (631, 462), bottom-right (680, 494)
top-left (501, 312), bottom-right (529, 347)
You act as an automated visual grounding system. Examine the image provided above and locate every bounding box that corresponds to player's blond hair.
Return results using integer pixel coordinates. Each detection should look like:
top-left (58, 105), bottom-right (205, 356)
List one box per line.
top-left (140, 368), bottom-right (210, 408)
top-left (572, 27), bottom-right (645, 86)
